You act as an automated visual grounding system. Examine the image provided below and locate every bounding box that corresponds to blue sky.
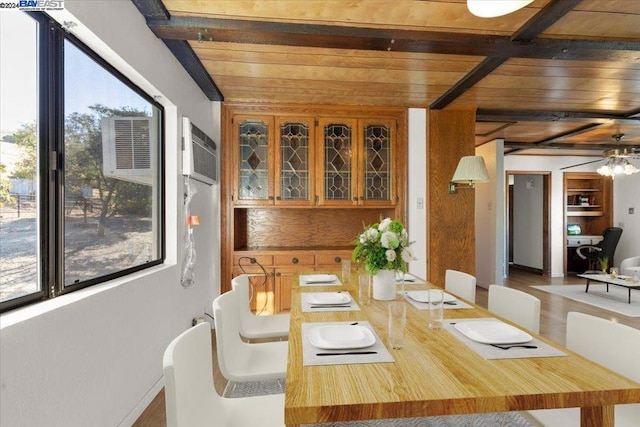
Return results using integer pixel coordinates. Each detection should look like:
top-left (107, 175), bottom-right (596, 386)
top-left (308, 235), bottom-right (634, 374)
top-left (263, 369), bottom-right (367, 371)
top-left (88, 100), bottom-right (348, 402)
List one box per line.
top-left (1, 10), bottom-right (150, 135)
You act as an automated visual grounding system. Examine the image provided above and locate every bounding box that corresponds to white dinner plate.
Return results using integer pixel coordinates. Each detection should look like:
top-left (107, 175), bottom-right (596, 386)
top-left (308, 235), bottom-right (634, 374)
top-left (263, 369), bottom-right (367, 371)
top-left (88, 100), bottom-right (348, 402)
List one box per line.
top-left (305, 292), bottom-right (351, 306)
top-left (405, 290), bottom-right (456, 303)
top-left (454, 320), bottom-right (533, 344)
top-left (309, 325), bottom-right (376, 350)
top-left (300, 274), bottom-right (338, 284)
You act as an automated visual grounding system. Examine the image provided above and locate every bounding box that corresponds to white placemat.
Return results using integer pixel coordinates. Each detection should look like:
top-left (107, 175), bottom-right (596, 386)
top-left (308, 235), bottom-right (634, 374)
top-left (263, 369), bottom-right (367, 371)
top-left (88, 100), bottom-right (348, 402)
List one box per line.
top-left (301, 292), bottom-right (360, 312)
top-left (299, 275), bottom-right (342, 287)
top-left (302, 321), bottom-right (395, 366)
top-left (444, 319), bottom-right (567, 360)
top-left (402, 292), bottom-right (473, 310)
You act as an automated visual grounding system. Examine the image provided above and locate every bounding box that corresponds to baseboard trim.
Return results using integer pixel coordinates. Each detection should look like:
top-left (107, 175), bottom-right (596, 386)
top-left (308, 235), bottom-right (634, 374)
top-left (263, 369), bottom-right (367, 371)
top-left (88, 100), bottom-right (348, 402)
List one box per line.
top-left (118, 375), bottom-right (164, 427)
top-left (511, 264), bottom-right (543, 275)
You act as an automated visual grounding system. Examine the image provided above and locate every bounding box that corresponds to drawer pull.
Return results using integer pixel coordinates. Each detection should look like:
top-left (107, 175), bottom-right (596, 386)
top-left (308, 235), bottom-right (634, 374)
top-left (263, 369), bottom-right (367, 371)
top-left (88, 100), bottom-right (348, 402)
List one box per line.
top-left (334, 256), bottom-right (342, 263)
top-left (292, 257), bottom-right (299, 264)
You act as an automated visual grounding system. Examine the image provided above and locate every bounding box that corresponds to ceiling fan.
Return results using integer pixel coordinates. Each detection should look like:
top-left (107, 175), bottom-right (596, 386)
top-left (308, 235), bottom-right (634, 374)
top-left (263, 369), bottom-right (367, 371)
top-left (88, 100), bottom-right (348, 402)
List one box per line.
top-left (559, 133), bottom-right (640, 177)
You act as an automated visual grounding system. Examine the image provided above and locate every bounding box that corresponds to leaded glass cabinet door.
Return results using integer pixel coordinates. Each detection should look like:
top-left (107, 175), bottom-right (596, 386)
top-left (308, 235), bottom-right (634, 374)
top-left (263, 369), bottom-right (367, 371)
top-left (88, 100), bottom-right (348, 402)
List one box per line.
top-left (359, 119), bottom-right (396, 206)
top-left (274, 117), bottom-right (315, 206)
top-left (234, 115), bottom-right (274, 205)
top-left (317, 118), bottom-right (359, 206)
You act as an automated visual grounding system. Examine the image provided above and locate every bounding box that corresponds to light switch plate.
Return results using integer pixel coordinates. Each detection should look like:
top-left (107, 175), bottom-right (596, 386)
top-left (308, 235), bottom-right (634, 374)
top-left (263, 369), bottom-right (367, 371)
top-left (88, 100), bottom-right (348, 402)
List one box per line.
top-left (630, 207), bottom-right (635, 215)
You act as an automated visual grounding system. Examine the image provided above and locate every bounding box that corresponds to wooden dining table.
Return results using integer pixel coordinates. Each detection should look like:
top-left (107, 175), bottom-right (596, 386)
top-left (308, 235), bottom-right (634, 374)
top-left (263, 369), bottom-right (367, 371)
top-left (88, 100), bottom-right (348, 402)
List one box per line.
top-left (284, 274), bottom-right (640, 427)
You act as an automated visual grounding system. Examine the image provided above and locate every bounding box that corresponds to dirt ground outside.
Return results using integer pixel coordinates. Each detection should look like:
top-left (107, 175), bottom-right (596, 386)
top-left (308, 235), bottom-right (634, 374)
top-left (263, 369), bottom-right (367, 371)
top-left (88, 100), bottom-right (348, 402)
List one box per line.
top-left (0, 203), bottom-right (154, 303)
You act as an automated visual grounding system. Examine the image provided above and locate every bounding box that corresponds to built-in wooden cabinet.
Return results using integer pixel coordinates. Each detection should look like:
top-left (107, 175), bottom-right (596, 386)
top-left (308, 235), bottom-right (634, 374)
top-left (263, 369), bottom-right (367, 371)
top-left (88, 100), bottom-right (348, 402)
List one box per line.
top-left (222, 104), bottom-right (407, 312)
top-left (564, 172), bottom-right (613, 274)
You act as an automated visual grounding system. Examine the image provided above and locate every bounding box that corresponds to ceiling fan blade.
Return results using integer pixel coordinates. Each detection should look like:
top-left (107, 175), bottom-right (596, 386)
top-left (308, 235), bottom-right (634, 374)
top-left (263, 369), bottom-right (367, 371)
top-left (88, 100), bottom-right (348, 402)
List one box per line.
top-left (559, 159), bottom-right (604, 170)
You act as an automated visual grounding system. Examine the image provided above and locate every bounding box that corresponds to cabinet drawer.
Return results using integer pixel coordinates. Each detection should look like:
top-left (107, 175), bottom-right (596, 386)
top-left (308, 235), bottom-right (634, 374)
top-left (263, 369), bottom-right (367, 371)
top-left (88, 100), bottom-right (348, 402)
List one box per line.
top-left (316, 252), bottom-right (351, 265)
top-left (233, 254), bottom-right (274, 267)
top-left (274, 254), bottom-right (315, 266)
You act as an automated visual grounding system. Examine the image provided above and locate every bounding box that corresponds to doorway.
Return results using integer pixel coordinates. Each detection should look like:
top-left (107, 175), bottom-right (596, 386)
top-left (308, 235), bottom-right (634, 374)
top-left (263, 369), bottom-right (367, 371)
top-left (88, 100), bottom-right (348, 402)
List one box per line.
top-left (506, 171), bottom-right (551, 277)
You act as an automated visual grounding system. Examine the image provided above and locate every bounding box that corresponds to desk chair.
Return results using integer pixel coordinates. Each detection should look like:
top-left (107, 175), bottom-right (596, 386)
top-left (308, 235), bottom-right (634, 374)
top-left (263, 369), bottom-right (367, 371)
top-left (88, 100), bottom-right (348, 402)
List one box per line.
top-left (212, 290), bottom-right (288, 384)
top-left (231, 274), bottom-right (290, 340)
top-left (577, 227), bottom-right (623, 270)
top-left (444, 269), bottom-right (477, 303)
top-left (162, 323), bottom-right (284, 427)
top-left (488, 285), bottom-right (541, 333)
top-left (525, 312), bottom-right (640, 426)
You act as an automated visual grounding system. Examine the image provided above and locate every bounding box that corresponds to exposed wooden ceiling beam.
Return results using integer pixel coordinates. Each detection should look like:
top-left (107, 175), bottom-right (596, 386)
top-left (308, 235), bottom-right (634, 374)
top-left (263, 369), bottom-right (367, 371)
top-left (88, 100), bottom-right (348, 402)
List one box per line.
top-left (477, 109), bottom-right (640, 123)
top-left (504, 142), bottom-right (640, 151)
top-left (430, 57), bottom-right (507, 110)
top-left (432, 0), bottom-right (582, 110)
top-left (162, 40), bottom-right (224, 101)
top-left (132, 0), bottom-right (223, 101)
top-left (506, 123), bottom-right (603, 154)
top-left (144, 16), bottom-right (640, 62)
top-left (511, 0), bottom-right (584, 41)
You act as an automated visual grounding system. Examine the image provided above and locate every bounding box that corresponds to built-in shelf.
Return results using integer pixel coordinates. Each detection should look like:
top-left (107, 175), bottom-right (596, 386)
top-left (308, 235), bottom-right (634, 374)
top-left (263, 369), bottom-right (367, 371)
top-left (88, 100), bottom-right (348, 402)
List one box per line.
top-left (566, 211), bottom-right (604, 217)
top-left (563, 172), bottom-right (613, 275)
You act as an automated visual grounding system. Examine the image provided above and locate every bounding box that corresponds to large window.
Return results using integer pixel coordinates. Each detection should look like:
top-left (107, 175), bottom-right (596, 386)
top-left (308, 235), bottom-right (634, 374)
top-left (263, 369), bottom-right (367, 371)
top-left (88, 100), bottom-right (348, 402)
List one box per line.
top-left (0, 13), bottom-right (164, 312)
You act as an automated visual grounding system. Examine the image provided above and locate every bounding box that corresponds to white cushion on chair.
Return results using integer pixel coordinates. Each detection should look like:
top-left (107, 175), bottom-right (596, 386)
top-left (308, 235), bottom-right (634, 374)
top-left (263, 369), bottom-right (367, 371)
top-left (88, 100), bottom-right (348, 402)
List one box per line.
top-left (232, 274), bottom-right (290, 340)
top-left (445, 269), bottom-right (477, 303)
top-left (527, 312), bottom-right (640, 426)
top-left (488, 285), bottom-right (541, 333)
top-left (163, 322), bottom-right (285, 427)
top-left (213, 290), bottom-right (288, 383)
top-left (620, 256), bottom-right (640, 276)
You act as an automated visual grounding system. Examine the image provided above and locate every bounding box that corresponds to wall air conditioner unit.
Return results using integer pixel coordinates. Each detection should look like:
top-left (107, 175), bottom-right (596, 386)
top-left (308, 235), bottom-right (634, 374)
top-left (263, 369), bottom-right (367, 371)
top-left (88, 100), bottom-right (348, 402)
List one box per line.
top-left (101, 117), bottom-right (153, 186)
top-left (182, 117), bottom-right (217, 185)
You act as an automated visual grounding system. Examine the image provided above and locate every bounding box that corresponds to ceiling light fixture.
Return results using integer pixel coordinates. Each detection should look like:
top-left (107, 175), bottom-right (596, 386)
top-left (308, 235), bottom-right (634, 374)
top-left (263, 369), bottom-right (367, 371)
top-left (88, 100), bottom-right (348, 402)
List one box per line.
top-left (467, 0), bottom-right (534, 18)
top-left (597, 157), bottom-right (640, 179)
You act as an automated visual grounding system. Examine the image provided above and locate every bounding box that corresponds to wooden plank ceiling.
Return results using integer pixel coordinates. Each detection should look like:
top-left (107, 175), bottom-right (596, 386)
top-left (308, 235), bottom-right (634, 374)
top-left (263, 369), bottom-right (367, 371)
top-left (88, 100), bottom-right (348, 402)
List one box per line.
top-left (132, 0), bottom-right (640, 160)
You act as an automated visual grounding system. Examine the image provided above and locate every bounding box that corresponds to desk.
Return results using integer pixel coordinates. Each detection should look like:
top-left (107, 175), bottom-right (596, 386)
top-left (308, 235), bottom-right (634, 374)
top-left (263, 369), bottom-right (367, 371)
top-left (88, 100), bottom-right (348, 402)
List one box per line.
top-left (284, 276), bottom-right (640, 427)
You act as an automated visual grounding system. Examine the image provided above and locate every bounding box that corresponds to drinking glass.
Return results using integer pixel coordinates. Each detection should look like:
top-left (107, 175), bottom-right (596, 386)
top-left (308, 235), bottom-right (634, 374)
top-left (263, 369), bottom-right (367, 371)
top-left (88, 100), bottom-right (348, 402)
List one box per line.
top-left (341, 259), bottom-right (351, 283)
top-left (358, 273), bottom-right (371, 306)
top-left (428, 289), bottom-right (444, 330)
top-left (388, 301), bottom-right (407, 349)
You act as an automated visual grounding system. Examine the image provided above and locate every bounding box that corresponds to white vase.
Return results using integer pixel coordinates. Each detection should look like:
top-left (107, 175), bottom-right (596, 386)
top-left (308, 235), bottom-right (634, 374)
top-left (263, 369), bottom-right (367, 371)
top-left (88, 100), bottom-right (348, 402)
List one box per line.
top-left (372, 269), bottom-right (397, 301)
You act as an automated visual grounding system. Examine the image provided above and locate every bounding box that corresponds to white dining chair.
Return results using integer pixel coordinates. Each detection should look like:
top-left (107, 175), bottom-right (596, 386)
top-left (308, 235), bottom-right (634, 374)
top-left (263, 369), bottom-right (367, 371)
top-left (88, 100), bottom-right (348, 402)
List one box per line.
top-left (525, 312), bottom-right (640, 426)
top-left (231, 274), bottom-right (290, 340)
top-left (163, 322), bottom-right (284, 427)
top-left (444, 269), bottom-right (477, 303)
top-left (487, 284), bottom-right (541, 333)
top-left (212, 290), bottom-right (288, 383)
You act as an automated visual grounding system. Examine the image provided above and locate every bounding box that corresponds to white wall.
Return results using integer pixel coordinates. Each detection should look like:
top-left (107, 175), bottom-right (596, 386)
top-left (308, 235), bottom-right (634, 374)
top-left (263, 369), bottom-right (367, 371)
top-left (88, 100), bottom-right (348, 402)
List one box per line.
top-left (475, 140), bottom-right (504, 288)
top-left (407, 108), bottom-right (427, 277)
top-left (503, 155), bottom-right (639, 277)
top-left (613, 173), bottom-right (640, 265)
top-left (0, 2), bottom-right (220, 426)
top-left (512, 174), bottom-right (544, 270)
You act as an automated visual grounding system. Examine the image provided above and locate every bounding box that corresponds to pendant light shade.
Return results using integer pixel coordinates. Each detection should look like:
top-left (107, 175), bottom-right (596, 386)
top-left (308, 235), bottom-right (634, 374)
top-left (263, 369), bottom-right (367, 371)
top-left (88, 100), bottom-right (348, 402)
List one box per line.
top-left (467, 0), bottom-right (534, 18)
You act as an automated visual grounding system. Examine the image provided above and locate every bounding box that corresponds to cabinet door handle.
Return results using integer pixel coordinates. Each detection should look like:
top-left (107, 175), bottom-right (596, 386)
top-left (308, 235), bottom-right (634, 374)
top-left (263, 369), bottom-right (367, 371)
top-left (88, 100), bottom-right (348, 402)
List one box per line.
top-left (334, 256), bottom-right (342, 263)
top-left (276, 196), bottom-right (282, 201)
top-left (292, 257), bottom-right (299, 264)
top-left (359, 196), bottom-right (364, 200)
top-left (276, 272), bottom-right (281, 277)
top-left (268, 196), bottom-right (274, 201)
top-left (352, 197), bottom-right (358, 201)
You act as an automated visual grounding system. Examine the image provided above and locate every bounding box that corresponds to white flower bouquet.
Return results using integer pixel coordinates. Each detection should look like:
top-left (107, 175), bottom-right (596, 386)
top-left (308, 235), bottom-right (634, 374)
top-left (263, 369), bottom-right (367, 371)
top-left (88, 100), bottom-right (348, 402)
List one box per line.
top-left (352, 217), bottom-right (414, 275)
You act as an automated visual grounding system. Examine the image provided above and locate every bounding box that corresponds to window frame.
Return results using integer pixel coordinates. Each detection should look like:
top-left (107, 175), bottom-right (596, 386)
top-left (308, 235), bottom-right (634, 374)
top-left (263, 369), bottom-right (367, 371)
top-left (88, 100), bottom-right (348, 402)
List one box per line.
top-left (0, 13), bottom-right (165, 313)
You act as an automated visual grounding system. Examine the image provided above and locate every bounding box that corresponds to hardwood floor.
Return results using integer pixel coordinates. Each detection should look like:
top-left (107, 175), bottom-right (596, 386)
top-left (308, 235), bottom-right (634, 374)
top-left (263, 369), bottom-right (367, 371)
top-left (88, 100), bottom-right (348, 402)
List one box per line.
top-left (133, 268), bottom-right (640, 426)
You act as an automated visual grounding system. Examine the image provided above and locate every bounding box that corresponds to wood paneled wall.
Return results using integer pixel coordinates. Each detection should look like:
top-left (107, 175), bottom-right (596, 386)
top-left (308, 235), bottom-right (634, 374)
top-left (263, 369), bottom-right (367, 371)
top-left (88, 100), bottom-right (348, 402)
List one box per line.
top-left (427, 109), bottom-right (476, 286)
